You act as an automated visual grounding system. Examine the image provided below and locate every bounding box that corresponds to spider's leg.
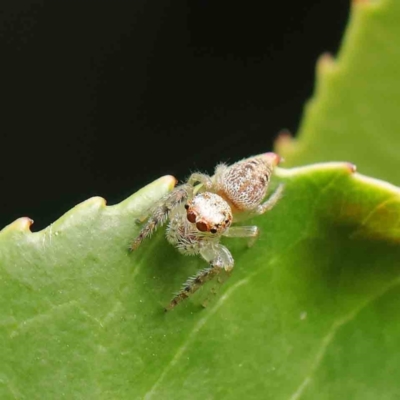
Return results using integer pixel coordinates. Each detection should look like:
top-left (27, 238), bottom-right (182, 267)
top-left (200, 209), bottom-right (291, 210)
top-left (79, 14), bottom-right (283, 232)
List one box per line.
top-left (254, 183), bottom-right (285, 215)
top-left (223, 225), bottom-right (259, 247)
top-left (165, 244), bottom-right (234, 311)
top-left (187, 172), bottom-right (213, 190)
top-left (129, 184), bottom-right (192, 251)
top-left (135, 214), bottom-right (150, 225)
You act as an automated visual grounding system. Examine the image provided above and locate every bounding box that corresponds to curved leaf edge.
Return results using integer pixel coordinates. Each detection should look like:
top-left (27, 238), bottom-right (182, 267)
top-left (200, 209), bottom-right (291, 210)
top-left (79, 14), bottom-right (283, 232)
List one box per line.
top-left (1, 161), bottom-right (399, 244)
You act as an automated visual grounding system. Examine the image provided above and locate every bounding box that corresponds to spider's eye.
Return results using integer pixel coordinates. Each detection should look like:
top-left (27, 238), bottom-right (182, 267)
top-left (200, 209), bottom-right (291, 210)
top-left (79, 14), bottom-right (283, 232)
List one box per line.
top-left (210, 228), bottom-right (217, 234)
top-left (184, 204), bottom-right (189, 210)
top-left (187, 211), bottom-right (197, 223)
top-left (196, 221), bottom-right (208, 232)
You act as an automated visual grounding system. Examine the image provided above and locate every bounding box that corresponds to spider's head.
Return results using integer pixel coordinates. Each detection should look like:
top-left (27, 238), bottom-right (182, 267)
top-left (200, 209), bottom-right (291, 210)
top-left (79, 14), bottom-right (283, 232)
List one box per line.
top-left (185, 192), bottom-right (232, 236)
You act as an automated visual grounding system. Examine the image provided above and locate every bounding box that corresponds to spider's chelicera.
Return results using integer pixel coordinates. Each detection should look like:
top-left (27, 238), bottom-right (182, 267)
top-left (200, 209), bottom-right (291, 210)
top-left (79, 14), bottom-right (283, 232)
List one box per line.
top-left (130, 152), bottom-right (284, 310)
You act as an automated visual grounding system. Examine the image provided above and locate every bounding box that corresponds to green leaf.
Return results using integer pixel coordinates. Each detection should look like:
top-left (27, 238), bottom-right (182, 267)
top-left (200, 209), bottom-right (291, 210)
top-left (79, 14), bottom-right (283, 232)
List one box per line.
top-left (1, 163), bottom-right (400, 399)
top-left (3, 0), bottom-right (400, 398)
top-left (276, 0), bottom-right (400, 186)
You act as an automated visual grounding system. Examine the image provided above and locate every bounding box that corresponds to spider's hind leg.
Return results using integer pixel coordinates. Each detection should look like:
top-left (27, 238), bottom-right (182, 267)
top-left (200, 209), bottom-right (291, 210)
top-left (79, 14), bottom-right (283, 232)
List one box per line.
top-left (130, 184), bottom-right (192, 251)
top-left (254, 183), bottom-right (285, 215)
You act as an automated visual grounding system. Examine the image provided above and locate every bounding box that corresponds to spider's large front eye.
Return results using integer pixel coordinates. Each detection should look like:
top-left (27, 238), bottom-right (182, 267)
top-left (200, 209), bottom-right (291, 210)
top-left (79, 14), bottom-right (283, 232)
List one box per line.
top-left (187, 211), bottom-right (197, 223)
top-left (210, 228), bottom-right (217, 234)
top-left (196, 221), bottom-right (208, 232)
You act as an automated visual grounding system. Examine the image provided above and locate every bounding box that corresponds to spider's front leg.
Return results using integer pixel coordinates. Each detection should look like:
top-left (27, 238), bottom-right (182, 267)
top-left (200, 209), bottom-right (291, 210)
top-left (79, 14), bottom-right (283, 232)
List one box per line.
top-left (165, 244), bottom-right (234, 311)
top-left (129, 184), bottom-right (192, 251)
top-left (223, 225), bottom-right (260, 247)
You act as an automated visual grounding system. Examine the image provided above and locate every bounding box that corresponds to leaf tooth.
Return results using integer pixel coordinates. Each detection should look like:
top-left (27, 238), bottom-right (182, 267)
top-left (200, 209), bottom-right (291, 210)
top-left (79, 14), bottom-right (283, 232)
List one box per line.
top-left (316, 52), bottom-right (336, 77)
top-left (117, 175), bottom-right (178, 214)
top-left (164, 175), bottom-right (179, 190)
top-left (352, 0), bottom-right (373, 7)
top-left (82, 196), bottom-right (107, 208)
top-left (1, 217), bottom-right (34, 233)
top-left (346, 163), bottom-right (357, 174)
top-left (274, 129), bottom-right (296, 157)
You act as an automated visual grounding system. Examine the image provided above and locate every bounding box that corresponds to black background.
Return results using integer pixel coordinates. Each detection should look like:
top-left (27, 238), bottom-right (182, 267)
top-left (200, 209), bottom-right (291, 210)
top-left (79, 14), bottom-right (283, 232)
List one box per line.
top-left (1, 1), bottom-right (350, 231)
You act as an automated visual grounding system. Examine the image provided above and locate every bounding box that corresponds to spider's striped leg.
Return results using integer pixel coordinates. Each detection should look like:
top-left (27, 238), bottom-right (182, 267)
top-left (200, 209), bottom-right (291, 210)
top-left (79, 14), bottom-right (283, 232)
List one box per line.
top-left (129, 184), bottom-right (192, 251)
top-left (165, 244), bottom-right (234, 311)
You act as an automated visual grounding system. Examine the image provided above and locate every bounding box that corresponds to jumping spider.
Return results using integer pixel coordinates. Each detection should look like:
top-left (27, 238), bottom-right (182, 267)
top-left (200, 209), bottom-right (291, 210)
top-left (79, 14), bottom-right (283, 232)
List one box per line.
top-left (130, 152), bottom-right (284, 310)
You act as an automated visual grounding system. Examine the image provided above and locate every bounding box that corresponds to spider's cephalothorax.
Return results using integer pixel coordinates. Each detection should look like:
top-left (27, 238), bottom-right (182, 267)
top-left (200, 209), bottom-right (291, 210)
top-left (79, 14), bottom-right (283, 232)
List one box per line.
top-left (130, 152), bottom-right (284, 310)
top-left (163, 192), bottom-right (235, 309)
top-left (166, 192), bottom-right (233, 255)
top-left (185, 192), bottom-right (233, 235)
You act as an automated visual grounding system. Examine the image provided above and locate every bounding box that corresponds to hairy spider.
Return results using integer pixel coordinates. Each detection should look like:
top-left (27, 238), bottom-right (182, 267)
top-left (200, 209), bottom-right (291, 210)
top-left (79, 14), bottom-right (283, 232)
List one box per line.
top-left (130, 152), bottom-right (284, 310)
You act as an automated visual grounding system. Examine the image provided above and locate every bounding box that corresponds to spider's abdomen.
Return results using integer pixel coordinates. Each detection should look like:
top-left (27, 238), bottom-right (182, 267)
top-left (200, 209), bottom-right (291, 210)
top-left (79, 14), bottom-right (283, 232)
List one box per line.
top-left (220, 158), bottom-right (271, 211)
